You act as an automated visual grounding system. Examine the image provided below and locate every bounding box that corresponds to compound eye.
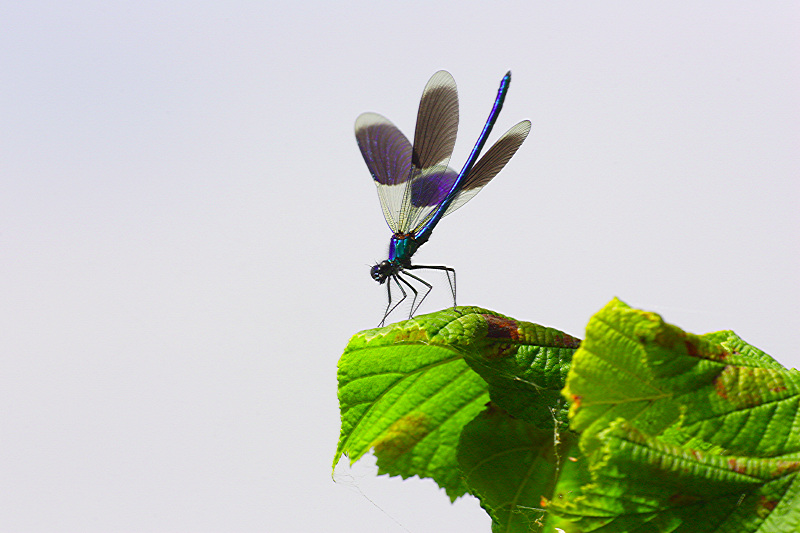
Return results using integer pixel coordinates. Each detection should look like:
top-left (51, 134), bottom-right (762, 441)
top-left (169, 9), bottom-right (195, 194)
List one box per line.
top-left (370, 261), bottom-right (392, 283)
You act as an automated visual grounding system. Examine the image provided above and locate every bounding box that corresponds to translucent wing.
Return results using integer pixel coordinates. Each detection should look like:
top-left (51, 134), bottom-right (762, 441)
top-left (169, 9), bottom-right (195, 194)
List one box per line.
top-left (441, 120), bottom-right (531, 217)
top-left (355, 71), bottom-right (459, 234)
top-left (396, 70), bottom-right (459, 233)
top-left (355, 112), bottom-right (412, 233)
top-left (411, 71), bottom-right (459, 170)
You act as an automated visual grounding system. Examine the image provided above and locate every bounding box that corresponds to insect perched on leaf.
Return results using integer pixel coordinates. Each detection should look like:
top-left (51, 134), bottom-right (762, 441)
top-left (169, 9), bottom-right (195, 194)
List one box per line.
top-left (355, 71), bottom-right (531, 325)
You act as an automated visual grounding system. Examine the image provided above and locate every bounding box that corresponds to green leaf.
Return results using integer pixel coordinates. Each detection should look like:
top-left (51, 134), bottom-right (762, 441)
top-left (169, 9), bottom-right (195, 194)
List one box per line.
top-left (335, 307), bottom-right (492, 499)
top-left (335, 300), bottom-right (799, 531)
top-left (458, 403), bottom-right (581, 533)
top-left (335, 306), bottom-right (581, 501)
top-left (460, 313), bottom-right (580, 427)
top-left (553, 298), bottom-right (800, 532)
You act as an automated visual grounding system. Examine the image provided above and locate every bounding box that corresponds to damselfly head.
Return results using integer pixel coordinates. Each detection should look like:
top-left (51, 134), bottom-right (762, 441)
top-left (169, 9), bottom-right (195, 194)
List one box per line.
top-left (370, 261), bottom-right (393, 284)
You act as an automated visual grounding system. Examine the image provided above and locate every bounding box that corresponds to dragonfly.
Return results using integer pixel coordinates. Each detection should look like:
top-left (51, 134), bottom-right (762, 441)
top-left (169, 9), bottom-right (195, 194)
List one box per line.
top-left (355, 70), bottom-right (531, 325)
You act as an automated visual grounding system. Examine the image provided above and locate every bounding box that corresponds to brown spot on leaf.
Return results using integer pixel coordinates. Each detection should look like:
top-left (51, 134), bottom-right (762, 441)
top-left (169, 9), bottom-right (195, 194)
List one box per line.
top-left (482, 342), bottom-right (517, 361)
top-left (713, 366), bottom-right (780, 408)
top-left (554, 334), bottom-right (582, 348)
top-left (684, 339), bottom-right (700, 357)
top-left (727, 458), bottom-right (747, 474)
top-left (772, 460), bottom-right (800, 476)
top-left (683, 335), bottom-right (730, 361)
top-left (372, 412), bottom-right (431, 462)
top-left (714, 369), bottom-right (733, 400)
top-left (481, 314), bottom-right (520, 340)
top-left (759, 498), bottom-right (777, 511)
top-left (757, 496), bottom-right (778, 518)
top-left (668, 492), bottom-right (700, 506)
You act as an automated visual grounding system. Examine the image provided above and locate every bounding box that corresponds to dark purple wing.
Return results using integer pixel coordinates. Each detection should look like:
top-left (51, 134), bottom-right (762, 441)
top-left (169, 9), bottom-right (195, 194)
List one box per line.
top-left (397, 71), bottom-right (459, 233)
top-left (411, 71), bottom-right (459, 170)
top-left (355, 71), bottom-right (461, 234)
top-left (409, 166), bottom-right (459, 207)
top-left (355, 112), bottom-right (412, 232)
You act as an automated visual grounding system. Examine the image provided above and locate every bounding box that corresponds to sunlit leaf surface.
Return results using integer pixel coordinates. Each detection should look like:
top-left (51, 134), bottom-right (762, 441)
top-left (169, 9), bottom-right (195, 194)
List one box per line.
top-left (553, 298), bottom-right (800, 532)
top-left (335, 300), bottom-right (799, 531)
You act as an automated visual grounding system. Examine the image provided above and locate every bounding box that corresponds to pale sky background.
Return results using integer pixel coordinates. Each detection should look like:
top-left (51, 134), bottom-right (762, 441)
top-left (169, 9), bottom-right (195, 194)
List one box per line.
top-left (1, 2), bottom-right (798, 532)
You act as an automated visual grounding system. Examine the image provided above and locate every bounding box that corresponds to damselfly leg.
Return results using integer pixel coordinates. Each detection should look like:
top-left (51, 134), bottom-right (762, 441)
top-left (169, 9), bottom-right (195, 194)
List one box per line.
top-left (407, 264), bottom-right (457, 311)
top-left (398, 269), bottom-right (433, 319)
top-left (380, 275), bottom-right (408, 327)
top-left (378, 265), bottom-right (457, 326)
